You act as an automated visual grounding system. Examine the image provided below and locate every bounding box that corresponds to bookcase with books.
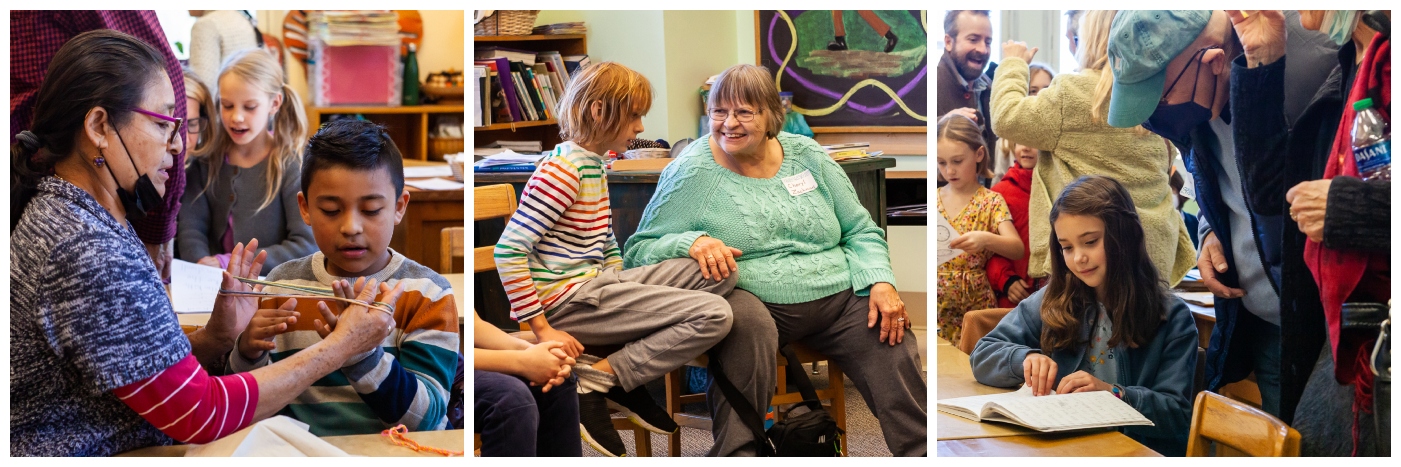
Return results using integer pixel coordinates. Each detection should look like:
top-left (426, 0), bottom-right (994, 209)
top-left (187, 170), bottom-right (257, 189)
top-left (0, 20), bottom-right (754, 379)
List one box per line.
top-left (473, 34), bottom-right (588, 153)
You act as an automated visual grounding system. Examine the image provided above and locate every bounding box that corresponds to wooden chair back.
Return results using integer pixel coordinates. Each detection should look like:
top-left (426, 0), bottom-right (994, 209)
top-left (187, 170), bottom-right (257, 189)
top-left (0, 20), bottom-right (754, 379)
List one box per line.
top-left (957, 308), bottom-right (1013, 354)
top-left (440, 227), bottom-right (465, 274)
top-left (473, 184), bottom-right (517, 274)
top-left (1187, 391), bottom-right (1301, 457)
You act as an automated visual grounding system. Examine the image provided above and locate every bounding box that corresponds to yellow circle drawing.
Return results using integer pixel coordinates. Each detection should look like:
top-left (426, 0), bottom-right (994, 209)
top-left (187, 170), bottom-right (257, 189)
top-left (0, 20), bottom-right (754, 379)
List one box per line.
top-left (773, 10), bottom-right (927, 121)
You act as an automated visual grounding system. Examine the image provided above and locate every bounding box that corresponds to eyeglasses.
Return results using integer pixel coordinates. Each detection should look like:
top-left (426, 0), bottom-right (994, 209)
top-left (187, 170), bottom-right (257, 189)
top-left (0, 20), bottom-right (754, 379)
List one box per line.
top-left (709, 108), bottom-right (761, 123)
top-left (186, 117), bottom-right (206, 135)
top-left (129, 107), bottom-right (184, 144)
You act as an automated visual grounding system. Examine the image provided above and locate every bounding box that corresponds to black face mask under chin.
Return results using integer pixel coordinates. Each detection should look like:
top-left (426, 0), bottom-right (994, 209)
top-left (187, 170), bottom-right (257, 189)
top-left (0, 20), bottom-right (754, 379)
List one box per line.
top-left (1142, 47), bottom-right (1218, 147)
top-left (104, 129), bottom-right (163, 222)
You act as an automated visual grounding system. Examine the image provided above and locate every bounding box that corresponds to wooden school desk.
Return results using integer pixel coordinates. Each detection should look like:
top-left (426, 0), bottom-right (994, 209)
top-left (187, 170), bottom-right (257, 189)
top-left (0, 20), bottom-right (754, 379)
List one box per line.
top-left (118, 429), bottom-right (465, 456)
top-left (472, 157), bottom-right (897, 328)
top-left (396, 160), bottom-right (466, 273)
top-left (935, 338), bottom-right (1162, 457)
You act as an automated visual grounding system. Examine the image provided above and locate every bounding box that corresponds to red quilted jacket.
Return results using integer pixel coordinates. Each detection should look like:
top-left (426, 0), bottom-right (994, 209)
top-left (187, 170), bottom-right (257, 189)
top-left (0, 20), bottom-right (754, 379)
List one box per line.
top-left (987, 163), bottom-right (1039, 307)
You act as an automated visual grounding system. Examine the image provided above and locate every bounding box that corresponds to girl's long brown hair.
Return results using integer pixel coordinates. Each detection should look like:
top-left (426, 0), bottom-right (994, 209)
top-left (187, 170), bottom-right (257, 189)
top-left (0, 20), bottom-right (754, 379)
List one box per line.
top-left (1040, 175), bottom-right (1167, 353)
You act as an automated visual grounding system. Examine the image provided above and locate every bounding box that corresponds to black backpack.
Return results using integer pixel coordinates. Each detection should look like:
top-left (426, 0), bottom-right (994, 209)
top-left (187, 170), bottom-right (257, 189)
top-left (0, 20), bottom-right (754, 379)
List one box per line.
top-left (710, 345), bottom-right (843, 456)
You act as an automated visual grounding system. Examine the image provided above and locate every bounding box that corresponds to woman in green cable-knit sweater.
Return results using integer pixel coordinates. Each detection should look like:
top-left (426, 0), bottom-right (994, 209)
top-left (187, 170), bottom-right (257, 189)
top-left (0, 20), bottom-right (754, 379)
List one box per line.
top-left (623, 64), bottom-right (927, 457)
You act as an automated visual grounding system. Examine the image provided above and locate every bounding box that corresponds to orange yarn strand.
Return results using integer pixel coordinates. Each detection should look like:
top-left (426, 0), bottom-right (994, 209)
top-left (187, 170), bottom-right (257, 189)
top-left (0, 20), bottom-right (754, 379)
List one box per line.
top-left (380, 424), bottom-right (464, 456)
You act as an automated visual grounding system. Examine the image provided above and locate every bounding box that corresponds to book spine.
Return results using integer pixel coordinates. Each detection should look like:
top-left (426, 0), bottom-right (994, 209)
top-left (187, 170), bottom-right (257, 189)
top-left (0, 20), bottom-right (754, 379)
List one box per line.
top-left (473, 164), bottom-right (538, 173)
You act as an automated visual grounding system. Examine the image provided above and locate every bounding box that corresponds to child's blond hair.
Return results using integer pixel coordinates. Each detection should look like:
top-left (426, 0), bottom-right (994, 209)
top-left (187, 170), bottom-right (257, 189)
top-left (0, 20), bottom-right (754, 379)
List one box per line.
top-left (197, 49), bottom-right (307, 212)
top-left (556, 62), bottom-right (652, 148)
top-left (182, 69), bottom-right (214, 155)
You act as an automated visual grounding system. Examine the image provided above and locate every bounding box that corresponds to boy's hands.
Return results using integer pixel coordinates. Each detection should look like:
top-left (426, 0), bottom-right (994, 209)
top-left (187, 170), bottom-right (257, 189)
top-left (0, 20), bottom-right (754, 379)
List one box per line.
top-left (519, 341), bottom-right (575, 392)
top-left (314, 277), bottom-right (372, 338)
top-left (238, 299), bottom-right (299, 360)
top-left (527, 315), bottom-right (583, 357)
top-left (327, 280), bottom-right (403, 356)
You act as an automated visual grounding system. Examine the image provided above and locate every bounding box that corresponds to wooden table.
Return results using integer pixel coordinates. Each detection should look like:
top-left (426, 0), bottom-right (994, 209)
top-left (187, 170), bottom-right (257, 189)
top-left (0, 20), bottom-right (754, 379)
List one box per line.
top-left (119, 429), bottom-right (464, 456)
top-left (935, 338), bottom-right (1162, 456)
top-left (396, 160), bottom-right (465, 273)
top-left (472, 157), bottom-right (897, 328)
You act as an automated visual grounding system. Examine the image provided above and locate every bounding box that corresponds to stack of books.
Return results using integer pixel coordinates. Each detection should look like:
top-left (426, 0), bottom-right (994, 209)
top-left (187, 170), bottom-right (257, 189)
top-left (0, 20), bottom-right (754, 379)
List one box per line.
top-left (307, 11), bottom-right (400, 46)
top-left (822, 143), bottom-right (883, 161)
top-left (532, 22), bottom-right (587, 35)
top-left (474, 48), bottom-right (588, 126)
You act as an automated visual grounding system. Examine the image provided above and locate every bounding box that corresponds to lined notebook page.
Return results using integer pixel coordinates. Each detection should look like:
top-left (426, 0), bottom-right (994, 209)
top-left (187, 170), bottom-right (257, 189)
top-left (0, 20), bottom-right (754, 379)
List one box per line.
top-left (992, 389), bottom-right (1153, 431)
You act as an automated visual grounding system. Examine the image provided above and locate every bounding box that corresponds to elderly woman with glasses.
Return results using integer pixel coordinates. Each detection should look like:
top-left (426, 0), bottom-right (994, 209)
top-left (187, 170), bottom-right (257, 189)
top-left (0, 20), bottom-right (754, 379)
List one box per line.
top-left (9, 30), bottom-right (400, 456)
top-left (623, 64), bottom-right (927, 456)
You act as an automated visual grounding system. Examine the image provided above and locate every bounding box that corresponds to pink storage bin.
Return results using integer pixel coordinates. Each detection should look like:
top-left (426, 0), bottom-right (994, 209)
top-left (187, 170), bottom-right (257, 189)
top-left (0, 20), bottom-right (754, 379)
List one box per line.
top-left (309, 41), bottom-right (403, 106)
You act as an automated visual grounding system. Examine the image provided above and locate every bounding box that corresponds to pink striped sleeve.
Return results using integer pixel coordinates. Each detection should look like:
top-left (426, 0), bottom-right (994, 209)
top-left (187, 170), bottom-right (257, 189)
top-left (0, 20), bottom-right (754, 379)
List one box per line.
top-left (112, 353), bottom-right (258, 444)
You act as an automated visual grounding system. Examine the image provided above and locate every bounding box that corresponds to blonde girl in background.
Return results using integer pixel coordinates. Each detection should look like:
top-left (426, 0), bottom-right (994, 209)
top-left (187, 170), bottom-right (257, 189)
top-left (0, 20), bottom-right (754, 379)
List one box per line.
top-left (937, 113), bottom-right (1024, 348)
top-left (183, 68), bottom-right (214, 156)
top-left (178, 49), bottom-right (315, 274)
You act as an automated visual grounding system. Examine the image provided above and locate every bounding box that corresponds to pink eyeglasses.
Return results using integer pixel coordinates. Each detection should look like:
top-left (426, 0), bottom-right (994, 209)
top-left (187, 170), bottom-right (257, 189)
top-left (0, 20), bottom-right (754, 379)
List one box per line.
top-left (129, 107), bottom-right (184, 144)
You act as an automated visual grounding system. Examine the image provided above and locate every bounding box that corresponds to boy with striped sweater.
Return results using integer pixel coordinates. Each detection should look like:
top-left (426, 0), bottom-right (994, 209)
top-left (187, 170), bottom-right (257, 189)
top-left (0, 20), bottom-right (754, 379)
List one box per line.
top-left (494, 62), bottom-right (736, 456)
top-left (230, 120), bottom-right (459, 435)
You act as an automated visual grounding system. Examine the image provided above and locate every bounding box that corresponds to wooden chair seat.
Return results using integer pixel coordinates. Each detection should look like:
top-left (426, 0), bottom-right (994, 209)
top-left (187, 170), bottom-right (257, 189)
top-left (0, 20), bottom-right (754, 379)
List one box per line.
top-left (1187, 391), bottom-right (1300, 457)
top-left (957, 308), bottom-right (1012, 355)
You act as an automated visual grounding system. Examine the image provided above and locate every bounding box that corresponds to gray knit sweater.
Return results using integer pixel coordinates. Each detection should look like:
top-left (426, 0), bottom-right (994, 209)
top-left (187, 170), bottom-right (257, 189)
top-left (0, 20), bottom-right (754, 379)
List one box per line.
top-left (177, 154), bottom-right (316, 274)
top-left (10, 177), bottom-right (188, 456)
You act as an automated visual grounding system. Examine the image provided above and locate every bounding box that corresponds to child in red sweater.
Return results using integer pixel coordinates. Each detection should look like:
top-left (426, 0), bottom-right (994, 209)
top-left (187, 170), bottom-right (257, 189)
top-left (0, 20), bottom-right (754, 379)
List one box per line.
top-left (987, 141), bottom-right (1043, 307)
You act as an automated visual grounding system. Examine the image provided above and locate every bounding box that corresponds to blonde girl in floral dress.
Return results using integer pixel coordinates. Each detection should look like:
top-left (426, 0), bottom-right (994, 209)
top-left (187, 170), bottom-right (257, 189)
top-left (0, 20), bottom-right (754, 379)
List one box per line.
top-left (936, 114), bottom-right (1024, 348)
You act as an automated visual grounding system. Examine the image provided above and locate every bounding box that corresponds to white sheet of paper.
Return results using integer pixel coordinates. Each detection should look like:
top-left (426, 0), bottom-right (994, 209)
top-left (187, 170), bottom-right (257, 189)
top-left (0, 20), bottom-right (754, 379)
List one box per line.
top-left (405, 178), bottom-right (466, 191)
top-left (403, 165), bottom-right (453, 178)
top-left (170, 259), bottom-right (224, 313)
top-left (936, 214), bottom-right (964, 266)
top-left (185, 415), bottom-right (352, 457)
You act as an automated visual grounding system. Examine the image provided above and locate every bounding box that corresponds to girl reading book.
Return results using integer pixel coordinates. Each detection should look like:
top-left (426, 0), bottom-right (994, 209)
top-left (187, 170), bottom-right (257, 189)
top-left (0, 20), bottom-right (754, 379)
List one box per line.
top-left (969, 175), bottom-right (1198, 456)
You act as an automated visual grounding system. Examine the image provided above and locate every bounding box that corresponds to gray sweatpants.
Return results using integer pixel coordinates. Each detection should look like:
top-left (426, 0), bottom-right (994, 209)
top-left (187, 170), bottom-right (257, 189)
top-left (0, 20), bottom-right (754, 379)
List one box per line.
top-left (547, 258), bottom-right (736, 391)
top-left (707, 289), bottom-right (927, 456)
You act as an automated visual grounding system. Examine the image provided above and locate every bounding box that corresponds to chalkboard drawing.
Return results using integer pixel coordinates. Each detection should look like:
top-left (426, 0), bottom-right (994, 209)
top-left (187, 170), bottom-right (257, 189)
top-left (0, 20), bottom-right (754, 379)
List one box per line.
top-left (759, 10), bottom-right (927, 128)
top-left (826, 11), bottom-right (897, 53)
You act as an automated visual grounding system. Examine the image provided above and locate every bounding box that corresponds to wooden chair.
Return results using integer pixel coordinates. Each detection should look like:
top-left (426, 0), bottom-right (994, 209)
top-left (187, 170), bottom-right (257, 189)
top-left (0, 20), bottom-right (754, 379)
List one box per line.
top-left (957, 308), bottom-right (1013, 355)
top-left (663, 343), bottom-right (847, 456)
top-left (1187, 391), bottom-right (1300, 457)
top-left (472, 184), bottom-right (652, 456)
top-left (473, 184), bottom-right (517, 274)
top-left (440, 226), bottom-right (465, 274)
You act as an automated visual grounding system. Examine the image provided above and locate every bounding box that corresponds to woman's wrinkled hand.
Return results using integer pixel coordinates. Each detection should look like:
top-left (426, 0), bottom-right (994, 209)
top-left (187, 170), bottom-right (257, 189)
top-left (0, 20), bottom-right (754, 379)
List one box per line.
top-left (866, 282), bottom-right (908, 346)
top-left (689, 235), bottom-right (743, 281)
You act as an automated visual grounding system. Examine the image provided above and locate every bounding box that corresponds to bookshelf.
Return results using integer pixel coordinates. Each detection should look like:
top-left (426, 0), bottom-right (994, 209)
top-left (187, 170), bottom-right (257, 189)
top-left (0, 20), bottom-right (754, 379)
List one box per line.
top-left (306, 104), bottom-right (466, 161)
top-left (473, 34), bottom-right (587, 152)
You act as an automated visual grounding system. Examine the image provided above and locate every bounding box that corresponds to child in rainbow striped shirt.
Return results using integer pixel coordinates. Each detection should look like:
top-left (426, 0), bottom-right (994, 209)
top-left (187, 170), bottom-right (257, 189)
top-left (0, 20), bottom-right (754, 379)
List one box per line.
top-left (493, 62), bottom-right (737, 457)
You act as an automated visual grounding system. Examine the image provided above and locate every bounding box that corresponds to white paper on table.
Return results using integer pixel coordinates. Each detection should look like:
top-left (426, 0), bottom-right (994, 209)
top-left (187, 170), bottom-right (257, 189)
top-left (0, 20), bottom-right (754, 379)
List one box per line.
top-left (936, 214), bottom-right (965, 266)
top-left (403, 165), bottom-right (453, 178)
top-left (405, 178), bottom-right (466, 191)
top-left (170, 259), bottom-right (225, 313)
top-left (185, 415), bottom-right (353, 457)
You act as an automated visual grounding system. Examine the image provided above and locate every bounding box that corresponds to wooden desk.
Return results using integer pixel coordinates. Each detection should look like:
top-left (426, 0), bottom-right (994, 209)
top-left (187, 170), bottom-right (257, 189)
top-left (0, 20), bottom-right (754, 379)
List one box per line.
top-left (472, 157), bottom-right (897, 328)
top-left (935, 338), bottom-right (1162, 456)
top-left (938, 431), bottom-right (1161, 457)
top-left (397, 160), bottom-right (465, 273)
top-left (119, 429), bottom-right (464, 457)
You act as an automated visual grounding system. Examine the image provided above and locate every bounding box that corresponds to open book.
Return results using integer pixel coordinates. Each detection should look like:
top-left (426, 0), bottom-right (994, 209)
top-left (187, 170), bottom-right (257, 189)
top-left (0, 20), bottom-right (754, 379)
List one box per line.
top-left (937, 386), bottom-right (1153, 432)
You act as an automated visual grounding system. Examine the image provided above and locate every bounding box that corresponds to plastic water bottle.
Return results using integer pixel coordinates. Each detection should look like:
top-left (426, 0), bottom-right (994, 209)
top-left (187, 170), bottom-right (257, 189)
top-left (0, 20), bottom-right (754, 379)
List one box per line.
top-left (1352, 98), bottom-right (1390, 181)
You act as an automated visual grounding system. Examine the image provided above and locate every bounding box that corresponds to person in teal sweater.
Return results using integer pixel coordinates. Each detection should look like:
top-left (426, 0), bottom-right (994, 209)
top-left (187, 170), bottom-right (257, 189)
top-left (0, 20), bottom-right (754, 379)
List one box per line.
top-left (624, 64), bottom-right (927, 457)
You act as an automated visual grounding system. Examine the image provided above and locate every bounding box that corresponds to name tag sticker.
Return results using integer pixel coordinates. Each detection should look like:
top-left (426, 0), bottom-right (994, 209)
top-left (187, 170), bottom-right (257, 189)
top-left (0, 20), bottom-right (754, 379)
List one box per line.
top-left (782, 170), bottom-right (817, 197)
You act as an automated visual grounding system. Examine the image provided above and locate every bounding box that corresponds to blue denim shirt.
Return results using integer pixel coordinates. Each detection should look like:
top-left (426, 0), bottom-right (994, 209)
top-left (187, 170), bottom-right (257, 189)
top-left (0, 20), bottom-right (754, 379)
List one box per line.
top-left (970, 288), bottom-right (1199, 456)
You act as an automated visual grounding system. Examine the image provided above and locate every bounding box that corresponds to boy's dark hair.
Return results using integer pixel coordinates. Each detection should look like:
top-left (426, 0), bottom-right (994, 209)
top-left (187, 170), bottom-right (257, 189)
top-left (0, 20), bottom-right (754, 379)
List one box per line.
top-left (301, 120), bottom-right (404, 197)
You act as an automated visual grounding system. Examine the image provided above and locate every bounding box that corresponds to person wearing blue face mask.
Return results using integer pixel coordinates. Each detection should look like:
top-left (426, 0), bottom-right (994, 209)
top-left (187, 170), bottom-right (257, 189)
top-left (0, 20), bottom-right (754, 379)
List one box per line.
top-left (1102, 10), bottom-right (1340, 429)
top-left (1226, 9), bottom-right (1389, 456)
